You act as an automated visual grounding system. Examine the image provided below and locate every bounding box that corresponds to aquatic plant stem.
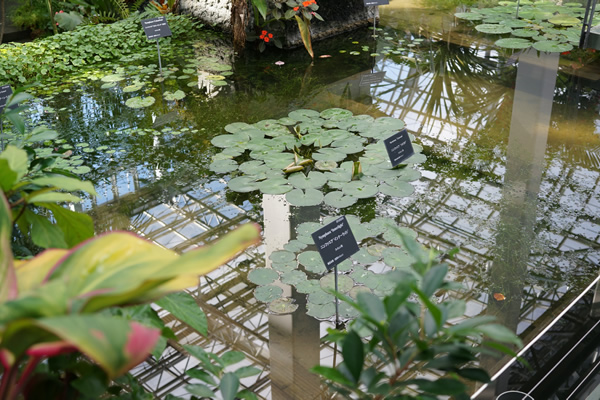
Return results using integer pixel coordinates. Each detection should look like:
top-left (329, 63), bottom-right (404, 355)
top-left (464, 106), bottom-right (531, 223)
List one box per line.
top-left (47, 0), bottom-right (58, 35)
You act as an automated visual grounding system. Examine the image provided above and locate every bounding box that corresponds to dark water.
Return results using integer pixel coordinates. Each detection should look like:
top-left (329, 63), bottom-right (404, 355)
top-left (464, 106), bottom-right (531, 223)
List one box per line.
top-left (18, 2), bottom-right (600, 398)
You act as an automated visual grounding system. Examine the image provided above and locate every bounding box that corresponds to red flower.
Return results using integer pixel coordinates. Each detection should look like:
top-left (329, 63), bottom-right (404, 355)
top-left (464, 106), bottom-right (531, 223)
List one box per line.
top-left (268, 33), bottom-right (273, 38)
top-left (293, 6), bottom-right (299, 10)
top-left (264, 37), bottom-right (270, 42)
top-left (261, 30), bottom-right (267, 35)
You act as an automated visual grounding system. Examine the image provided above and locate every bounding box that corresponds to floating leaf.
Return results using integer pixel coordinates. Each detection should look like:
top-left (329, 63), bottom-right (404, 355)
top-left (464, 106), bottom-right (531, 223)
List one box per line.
top-left (320, 274), bottom-right (354, 293)
top-left (495, 38), bottom-right (533, 49)
top-left (257, 178), bottom-right (293, 195)
top-left (248, 268), bottom-right (279, 285)
top-left (270, 250), bottom-right (296, 263)
top-left (101, 74), bottom-right (125, 82)
top-left (307, 303), bottom-right (336, 319)
top-left (123, 83), bottom-right (144, 92)
top-left (475, 24), bottom-right (513, 34)
top-left (288, 171), bottom-right (328, 189)
top-left (298, 251), bottom-right (326, 273)
top-left (227, 176), bottom-right (258, 193)
top-left (281, 270), bottom-right (307, 285)
top-left (125, 96), bottom-right (155, 109)
top-left (342, 181), bottom-right (378, 199)
top-left (296, 279), bottom-right (321, 294)
top-left (254, 285), bottom-right (283, 303)
top-left (209, 159), bottom-right (238, 174)
top-left (314, 160), bottom-right (337, 171)
top-left (283, 240), bottom-right (307, 253)
top-left (308, 290), bottom-right (335, 305)
top-left (164, 90), bottom-right (186, 101)
top-left (324, 191), bottom-right (358, 208)
top-left (532, 40), bottom-right (573, 52)
top-left (548, 15), bottom-right (580, 26)
top-left (320, 108), bottom-right (353, 121)
top-left (285, 188), bottom-right (324, 207)
top-left (268, 297), bottom-right (298, 314)
top-left (455, 12), bottom-right (483, 20)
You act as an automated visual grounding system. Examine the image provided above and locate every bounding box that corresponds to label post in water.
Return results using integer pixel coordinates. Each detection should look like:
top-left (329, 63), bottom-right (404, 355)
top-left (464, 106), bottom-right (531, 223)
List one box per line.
top-left (384, 128), bottom-right (414, 167)
top-left (141, 17), bottom-right (172, 40)
top-left (311, 216), bottom-right (360, 271)
top-left (363, 0), bottom-right (389, 6)
top-left (0, 85), bottom-right (13, 114)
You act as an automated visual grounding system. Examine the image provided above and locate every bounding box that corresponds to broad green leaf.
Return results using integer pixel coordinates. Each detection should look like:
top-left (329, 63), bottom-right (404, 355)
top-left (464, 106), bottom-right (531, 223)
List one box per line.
top-left (475, 24), bottom-right (512, 34)
top-left (220, 372), bottom-right (240, 400)
top-left (0, 145), bottom-right (28, 191)
top-left (221, 351), bottom-right (245, 366)
top-left (237, 389), bottom-right (259, 400)
top-left (413, 286), bottom-right (443, 328)
top-left (30, 316), bottom-right (159, 378)
top-left (25, 209), bottom-right (68, 249)
top-left (457, 368), bottom-right (490, 383)
top-left (478, 324), bottom-right (522, 346)
top-left (186, 368), bottom-right (217, 385)
top-left (356, 292), bottom-right (386, 323)
top-left (421, 264), bottom-right (448, 297)
top-left (185, 384), bottom-right (215, 397)
top-left (254, 284), bottom-right (283, 303)
top-left (54, 11), bottom-right (84, 30)
top-left (310, 366), bottom-right (354, 386)
top-left (495, 38), bottom-right (533, 49)
top-left (408, 378), bottom-right (466, 395)
top-left (41, 203), bottom-right (95, 247)
top-left (29, 175), bottom-right (97, 196)
top-left (342, 331), bottom-right (364, 383)
top-left (155, 292), bottom-right (208, 336)
top-left (251, 0), bottom-right (268, 20)
top-left (28, 192), bottom-right (82, 204)
top-left (14, 249), bottom-right (67, 293)
top-left (294, 15), bottom-right (314, 59)
top-left (184, 345), bottom-right (221, 376)
top-left (0, 193), bottom-right (17, 302)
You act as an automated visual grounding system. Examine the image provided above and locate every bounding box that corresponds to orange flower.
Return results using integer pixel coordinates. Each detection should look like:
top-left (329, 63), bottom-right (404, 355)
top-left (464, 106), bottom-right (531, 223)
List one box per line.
top-left (264, 37), bottom-right (270, 42)
top-left (261, 30), bottom-right (267, 35)
top-left (293, 6), bottom-right (299, 10)
top-left (268, 33), bottom-right (273, 38)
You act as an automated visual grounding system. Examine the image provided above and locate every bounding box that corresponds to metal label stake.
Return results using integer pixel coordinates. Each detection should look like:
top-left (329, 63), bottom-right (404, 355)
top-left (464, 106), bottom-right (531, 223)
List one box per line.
top-left (334, 264), bottom-right (340, 326)
top-left (156, 39), bottom-right (163, 74)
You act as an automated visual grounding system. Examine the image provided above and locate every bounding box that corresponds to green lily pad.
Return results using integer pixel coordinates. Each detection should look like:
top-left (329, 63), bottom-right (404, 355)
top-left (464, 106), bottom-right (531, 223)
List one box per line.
top-left (101, 74), bottom-right (125, 82)
top-left (454, 12), bottom-right (484, 20)
top-left (367, 243), bottom-right (388, 257)
top-left (298, 251), bottom-right (326, 273)
top-left (548, 15), bottom-right (580, 26)
top-left (284, 239), bottom-right (307, 253)
top-left (383, 227), bottom-right (418, 246)
top-left (378, 181), bottom-right (415, 197)
top-left (382, 247), bottom-right (415, 268)
top-left (371, 117), bottom-right (406, 131)
top-left (211, 133), bottom-right (248, 148)
top-left (352, 248), bottom-right (380, 264)
top-left (286, 188), bottom-right (324, 207)
top-left (324, 191), bottom-right (358, 208)
top-left (314, 160), bottom-right (337, 171)
top-left (227, 176), bottom-right (258, 192)
top-left (123, 83), bottom-right (144, 92)
top-left (255, 285), bottom-right (283, 303)
top-left (349, 285), bottom-right (372, 299)
top-left (307, 303), bottom-right (336, 319)
top-left (164, 90), bottom-right (186, 101)
top-left (337, 259), bottom-right (354, 272)
top-left (320, 274), bottom-right (354, 293)
top-left (268, 297), bottom-right (298, 314)
top-left (288, 171), bottom-right (328, 189)
top-left (495, 38), bottom-right (533, 49)
top-left (224, 122), bottom-right (253, 133)
top-left (125, 96), bottom-right (156, 108)
top-left (281, 270), bottom-right (307, 285)
top-left (270, 250), bottom-right (296, 263)
top-left (312, 148), bottom-right (347, 162)
top-left (100, 82), bottom-right (117, 89)
top-left (475, 24), bottom-right (513, 34)
top-left (532, 40), bottom-right (573, 52)
top-left (295, 279), bottom-right (321, 294)
top-left (511, 29), bottom-right (539, 38)
top-left (248, 268), bottom-right (279, 285)
top-left (209, 159), bottom-right (238, 174)
top-left (339, 302), bottom-right (361, 319)
top-left (257, 178), bottom-right (293, 195)
top-left (320, 108), bottom-right (353, 121)
top-left (308, 290), bottom-right (335, 305)
top-left (342, 181), bottom-right (378, 199)
top-left (272, 261), bottom-right (296, 273)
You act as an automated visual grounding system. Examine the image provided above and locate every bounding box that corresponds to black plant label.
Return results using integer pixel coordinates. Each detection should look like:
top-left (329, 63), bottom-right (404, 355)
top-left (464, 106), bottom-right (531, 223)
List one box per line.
top-left (312, 216), bottom-right (360, 271)
top-left (141, 17), bottom-right (172, 40)
top-left (384, 128), bottom-right (414, 167)
top-left (0, 85), bottom-right (12, 114)
top-left (359, 71), bottom-right (385, 86)
top-left (363, 0), bottom-right (389, 6)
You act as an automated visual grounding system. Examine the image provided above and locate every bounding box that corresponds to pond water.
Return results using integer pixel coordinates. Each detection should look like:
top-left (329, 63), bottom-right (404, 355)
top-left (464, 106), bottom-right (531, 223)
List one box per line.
top-left (13, 0), bottom-right (600, 398)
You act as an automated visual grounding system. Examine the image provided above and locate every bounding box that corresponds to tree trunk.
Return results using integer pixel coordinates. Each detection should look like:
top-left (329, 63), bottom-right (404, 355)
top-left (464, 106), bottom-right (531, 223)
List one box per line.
top-left (0, 0), bottom-right (5, 45)
top-left (231, 0), bottom-right (247, 54)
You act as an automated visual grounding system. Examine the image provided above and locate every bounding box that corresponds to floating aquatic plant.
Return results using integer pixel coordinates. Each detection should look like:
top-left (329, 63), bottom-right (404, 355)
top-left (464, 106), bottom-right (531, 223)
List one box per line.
top-left (209, 108), bottom-right (425, 208)
top-left (252, 215), bottom-right (419, 320)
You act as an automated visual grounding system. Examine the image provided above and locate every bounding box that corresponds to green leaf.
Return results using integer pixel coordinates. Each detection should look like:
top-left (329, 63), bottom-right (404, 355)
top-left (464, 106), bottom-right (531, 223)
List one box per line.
top-left (294, 15), bottom-right (314, 59)
top-left (24, 209), bottom-right (68, 249)
top-left (186, 368), bottom-right (217, 385)
top-left (495, 38), bottom-right (532, 49)
top-left (54, 11), bottom-right (84, 30)
top-left (356, 292), bottom-right (386, 323)
top-left (251, 0), bottom-right (269, 20)
top-left (184, 345), bottom-right (221, 376)
top-left (221, 351), bottom-right (245, 366)
top-left (234, 366), bottom-right (261, 379)
top-left (342, 331), bottom-right (364, 383)
top-left (185, 383), bottom-right (215, 397)
top-left (40, 203), bottom-right (94, 248)
top-left (413, 286), bottom-right (443, 328)
top-left (29, 175), bottom-right (97, 196)
top-left (220, 372), bottom-right (240, 400)
top-left (409, 378), bottom-right (466, 395)
top-left (0, 193), bottom-right (17, 302)
top-left (457, 368), bottom-right (490, 383)
top-left (28, 192), bottom-right (82, 204)
top-left (0, 145), bottom-right (28, 191)
top-left (421, 264), bottom-right (448, 297)
top-left (155, 292), bottom-right (207, 336)
top-left (237, 389), bottom-right (259, 400)
top-left (478, 324), bottom-right (522, 346)
top-left (310, 366), bottom-right (354, 386)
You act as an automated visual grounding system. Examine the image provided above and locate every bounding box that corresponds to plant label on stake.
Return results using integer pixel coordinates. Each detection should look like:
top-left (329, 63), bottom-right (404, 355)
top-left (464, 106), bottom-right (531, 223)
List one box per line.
top-left (0, 85), bottom-right (12, 114)
top-left (363, 0), bottom-right (389, 5)
top-left (384, 128), bottom-right (414, 167)
top-left (359, 71), bottom-right (385, 86)
top-left (312, 216), bottom-right (360, 271)
top-left (141, 17), bottom-right (172, 74)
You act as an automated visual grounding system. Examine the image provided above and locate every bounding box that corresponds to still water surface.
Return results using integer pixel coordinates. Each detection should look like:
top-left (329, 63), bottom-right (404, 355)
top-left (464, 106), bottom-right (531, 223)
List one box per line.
top-left (22, 1), bottom-right (600, 398)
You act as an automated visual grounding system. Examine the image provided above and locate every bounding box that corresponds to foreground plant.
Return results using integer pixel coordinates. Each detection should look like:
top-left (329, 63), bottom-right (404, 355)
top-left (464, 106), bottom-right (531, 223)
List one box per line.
top-left (312, 231), bottom-right (522, 399)
top-left (0, 188), bottom-right (261, 399)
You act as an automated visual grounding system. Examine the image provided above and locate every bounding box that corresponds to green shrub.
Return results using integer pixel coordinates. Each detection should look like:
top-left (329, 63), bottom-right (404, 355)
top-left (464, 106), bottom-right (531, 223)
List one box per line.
top-left (0, 12), bottom-right (201, 85)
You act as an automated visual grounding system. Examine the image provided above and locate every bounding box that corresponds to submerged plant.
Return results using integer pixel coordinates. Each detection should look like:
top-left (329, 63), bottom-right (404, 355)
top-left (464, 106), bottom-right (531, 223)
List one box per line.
top-left (209, 108), bottom-right (425, 208)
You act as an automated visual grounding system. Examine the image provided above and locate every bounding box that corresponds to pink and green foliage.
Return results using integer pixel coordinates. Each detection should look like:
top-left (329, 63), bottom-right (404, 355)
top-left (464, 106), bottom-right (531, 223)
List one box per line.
top-left (0, 190), bottom-right (261, 400)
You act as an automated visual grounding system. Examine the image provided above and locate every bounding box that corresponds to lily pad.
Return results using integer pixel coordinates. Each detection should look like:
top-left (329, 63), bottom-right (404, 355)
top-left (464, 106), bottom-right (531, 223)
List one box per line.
top-left (349, 285), bottom-right (372, 299)
top-left (298, 251), bottom-right (326, 273)
top-left (288, 171), bottom-right (328, 189)
top-left (382, 247), bottom-right (415, 268)
top-left (248, 268), bottom-right (279, 285)
top-left (475, 24), bottom-right (513, 34)
top-left (270, 250), bottom-right (296, 263)
top-left (101, 74), bottom-right (125, 82)
top-left (164, 90), bottom-right (186, 101)
top-left (308, 290), bottom-right (335, 305)
top-left (314, 160), bottom-right (337, 171)
top-left (123, 83), bottom-right (144, 92)
top-left (281, 270), bottom-right (307, 285)
top-left (100, 82), bottom-right (117, 89)
top-left (285, 188), bottom-right (324, 207)
top-left (320, 108), bottom-right (353, 121)
top-left (307, 303), bottom-right (336, 319)
top-left (268, 298), bottom-right (298, 314)
top-left (378, 181), bottom-right (415, 197)
top-left (254, 285), bottom-right (283, 303)
top-left (532, 40), bottom-right (573, 52)
top-left (125, 96), bottom-right (156, 108)
top-left (383, 227), bottom-right (418, 246)
top-left (454, 12), bottom-right (484, 20)
top-left (511, 29), bottom-right (539, 38)
top-left (272, 261), bottom-right (296, 273)
top-left (352, 248), bottom-right (380, 264)
top-left (296, 279), bottom-right (322, 294)
top-left (548, 15), bottom-right (580, 26)
top-left (320, 274), bottom-right (354, 293)
top-left (257, 178), bottom-right (293, 195)
top-left (211, 134), bottom-right (248, 148)
top-left (342, 181), bottom-right (378, 199)
top-left (324, 191), bottom-right (358, 208)
top-left (495, 38), bottom-right (533, 49)
top-left (227, 176), bottom-right (258, 192)
top-left (209, 159), bottom-right (238, 174)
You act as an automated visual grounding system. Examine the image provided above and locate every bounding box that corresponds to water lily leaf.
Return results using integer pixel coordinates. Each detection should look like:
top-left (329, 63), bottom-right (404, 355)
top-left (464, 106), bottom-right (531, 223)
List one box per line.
top-left (211, 133), bottom-right (249, 148)
top-left (351, 269), bottom-right (372, 284)
top-left (206, 75), bottom-right (225, 81)
top-left (298, 251), bottom-right (326, 273)
top-left (454, 12), bottom-right (483, 20)
top-left (227, 176), bottom-right (258, 192)
top-left (125, 96), bottom-right (155, 109)
top-left (295, 222), bottom-right (320, 244)
top-left (372, 117), bottom-right (405, 131)
top-left (339, 301), bottom-right (361, 318)
top-left (497, 38), bottom-right (533, 50)
top-left (281, 270), bottom-right (307, 285)
top-left (285, 188), bottom-right (324, 207)
top-left (511, 29), bottom-right (539, 38)
top-left (324, 191), bottom-right (358, 208)
top-left (320, 108), bottom-right (353, 121)
top-left (382, 247), bottom-right (415, 268)
top-left (248, 268), bottom-right (279, 285)
top-left (379, 181), bottom-right (415, 197)
top-left (209, 159), bottom-right (238, 174)
top-left (312, 149), bottom-right (347, 162)
top-left (289, 109), bottom-right (321, 121)
top-left (257, 178), bottom-right (293, 195)
top-left (263, 153), bottom-right (295, 169)
top-left (239, 160), bottom-right (268, 175)
top-left (270, 250), bottom-right (296, 263)
top-left (278, 117), bottom-right (297, 126)
top-left (254, 285), bottom-right (283, 303)
top-left (164, 90), bottom-right (186, 101)
top-left (315, 160), bottom-right (337, 171)
top-left (283, 239), bottom-right (307, 253)
top-left (210, 64), bottom-right (232, 71)
top-left (123, 83), bottom-right (144, 93)
top-left (224, 122), bottom-right (253, 133)
top-left (548, 15), bottom-right (580, 26)
top-left (352, 248), bottom-right (380, 264)
top-left (308, 290), bottom-right (334, 305)
top-left (383, 227), bottom-right (418, 246)
top-left (296, 279), bottom-right (321, 293)
top-left (272, 261), bottom-right (296, 273)
top-left (475, 24), bottom-right (513, 34)
top-left (100, 82), bottom-right (117, 89)
top-left (254, 120), bottom-right (289, 137)
top-left (211, 80), bottom-right (228, 87)
top-left (349, 285), bottom-right (372, 299)
top-left (307, 303), bottom-right (335, 319)
top-left (532, 40), bottom-right (573, 52)
top-left (320, 274), bottom-right (354, 293)
top-left (268, 297), bottom-right (298, 314)
top-left (502, 19), bottom-right (531, 28)
top-left (101, 74), bottom-right (125, 82)
top-left (288, 171), bottom-right (328, 189)
top-left (342, 181), bottom-right (378, 199)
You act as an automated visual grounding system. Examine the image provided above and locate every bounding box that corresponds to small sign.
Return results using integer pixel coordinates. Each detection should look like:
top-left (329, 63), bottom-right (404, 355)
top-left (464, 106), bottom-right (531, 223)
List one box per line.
top-left (384, 129), bottom-right (414, 167)
top-left (359, 71), bottom-right (385, 86)
top-left (0, 85), bottom-right (12, 114)
top-left (312, 216), bottom-right (360, 271)
top-left (141, 17), bottom-right (172, 40)
top-left (363, 0), bottom-right (389, 6)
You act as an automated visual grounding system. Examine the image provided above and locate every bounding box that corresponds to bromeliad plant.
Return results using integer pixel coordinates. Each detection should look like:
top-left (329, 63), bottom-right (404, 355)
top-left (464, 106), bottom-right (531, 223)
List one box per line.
top-left (312, 230), bottom-right (522, 399)
top-left (0, 189), bottom-right (261, 399)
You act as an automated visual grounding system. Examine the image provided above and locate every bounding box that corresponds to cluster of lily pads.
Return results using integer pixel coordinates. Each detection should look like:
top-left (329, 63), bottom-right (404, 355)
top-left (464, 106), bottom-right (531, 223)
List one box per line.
top-left (338, 32), bottom-right (427, 59)
top-left (209, 108), bottom-right (425, 208)
top-left (248, 215), bottom-right (419, 319)
top-left (456, 1), bottom-right (594, 52)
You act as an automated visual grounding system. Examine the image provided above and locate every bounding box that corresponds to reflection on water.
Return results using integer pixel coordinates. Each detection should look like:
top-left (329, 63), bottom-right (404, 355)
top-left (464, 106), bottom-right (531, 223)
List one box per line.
top-left (20, 2), bottom-right (600, 397)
